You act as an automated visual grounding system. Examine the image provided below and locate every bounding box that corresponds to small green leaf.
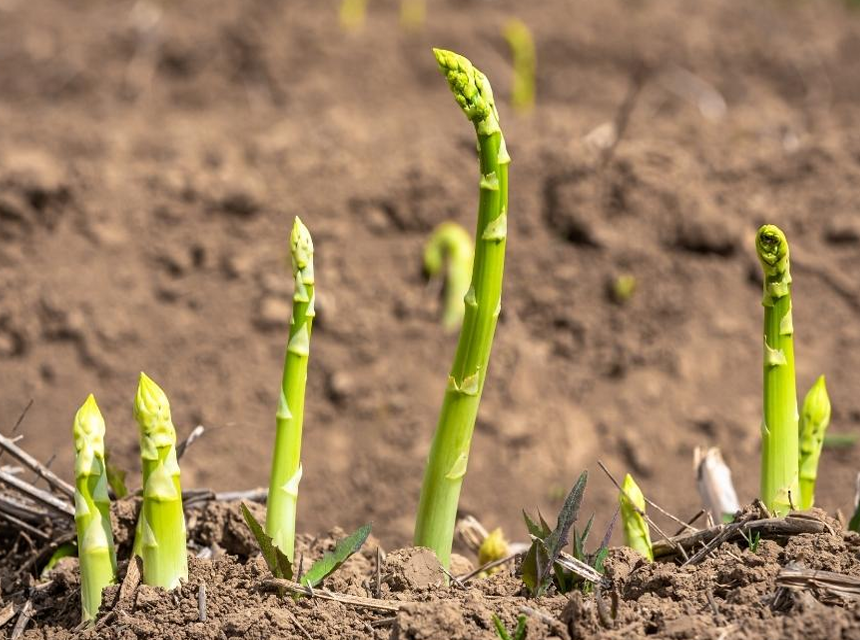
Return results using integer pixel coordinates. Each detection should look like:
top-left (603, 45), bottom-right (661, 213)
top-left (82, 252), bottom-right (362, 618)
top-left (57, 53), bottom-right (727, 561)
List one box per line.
top-left (542, 471), bottom-right (588, 577)
top-left (301, 523), bottom-right (371, 588)
top-left (104, 451), bottom-right (129, 499)
top-left (492, 614), bottom-right (513, 640)
top-left (240, 503), bottom-right (293, 580)
top-left (522, 510), bottom-right (551, 539)
top-left (41, 541), bottom-right (77, 578)
top-left (513, 615), bottom-right (528, 640)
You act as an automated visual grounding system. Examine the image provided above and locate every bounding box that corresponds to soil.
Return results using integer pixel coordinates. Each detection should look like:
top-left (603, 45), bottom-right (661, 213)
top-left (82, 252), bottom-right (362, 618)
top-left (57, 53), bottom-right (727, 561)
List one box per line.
top-left (3, 0), bottom-right (860, 636)
top-left (4, 501), bottom-right (860, 639)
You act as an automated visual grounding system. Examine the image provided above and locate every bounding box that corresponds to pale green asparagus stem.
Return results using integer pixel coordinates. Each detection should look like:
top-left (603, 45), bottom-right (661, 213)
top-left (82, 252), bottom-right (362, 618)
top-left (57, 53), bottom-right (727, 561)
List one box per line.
top-left (424, 222), bottom-right (474, 331)
top-left (134, 373), bottom-right (187, 589)
top-left (619, 473), bottom-right (653, 561)
top-left (756, 225), bottom-right (799, 516)
top-left (265, 217), bottom-right (315, 561)
top-left (503, 19), bottom-right (536, 113)
top-left (799, 375), bottom-right (831, 509)
top-left (415, 49), bottom-right (510, 570)
top-left (73, 395), bottom-right (117, 621)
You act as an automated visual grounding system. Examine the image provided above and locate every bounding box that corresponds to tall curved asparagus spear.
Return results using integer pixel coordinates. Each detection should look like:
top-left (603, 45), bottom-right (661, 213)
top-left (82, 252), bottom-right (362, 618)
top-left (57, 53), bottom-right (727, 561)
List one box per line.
top-left (756, 225), bottom-right (799, 516)
top-left (265, 217), bottom-right (315, 561)
top-left (424, 221), bottom-right (474, 331)
top-left (73, 395), bottom-right (117, 621)
top-left (798, 375), bottom-right (831, 509)
top-left (415, 49), bottom-right (510, 569)
top-left (134, 373), bottom-right (187, 589)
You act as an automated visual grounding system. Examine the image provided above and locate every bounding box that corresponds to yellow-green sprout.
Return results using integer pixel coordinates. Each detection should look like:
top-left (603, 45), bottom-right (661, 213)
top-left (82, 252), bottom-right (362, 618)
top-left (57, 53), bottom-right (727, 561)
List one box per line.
top-left (134, 373), bottom-right (188, 589)
top-left (477, 527), bottom-right (509, 575)
top-left (73, 395), bottom-right (117, 621)
top-left (424, 222), bottom-right (474, 331)
top-left (265, 217), bottom-right (315, 562)
top-left (756, 225), bottom-right (799, 516)
top-left (798, 375), bottom-right (831, 509)
top-left (340, 0), bottom-right (367, 31)
top-left (619, 474), bottom-right (653, 561)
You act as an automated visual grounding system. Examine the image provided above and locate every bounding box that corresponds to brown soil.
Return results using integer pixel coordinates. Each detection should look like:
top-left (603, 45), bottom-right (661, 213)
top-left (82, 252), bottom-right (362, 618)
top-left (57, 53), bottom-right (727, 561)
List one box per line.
top-left (4, 501), bottom-right (860, 639)
top-left (3, 0), bottom-right (860, 636)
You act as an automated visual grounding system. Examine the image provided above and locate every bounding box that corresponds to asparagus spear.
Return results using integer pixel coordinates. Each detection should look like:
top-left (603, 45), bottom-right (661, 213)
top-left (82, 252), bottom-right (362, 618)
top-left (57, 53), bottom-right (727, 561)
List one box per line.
top-left (619, 473), bottom-right (653, 561)
top-left (756, 225), bottom-right (799, 516)
top-left (265, 217), bottom-right (315, 561)
top-left (424, 221), bottom-right (474, 331)
top-left (414, 49), bottom-right (510, 570)
top-left (73, 395), bottom-right (117, 621)
top-left (799, 375), bottom-right (831, 509)
top-left (134, 372), bottom-right (187, 589)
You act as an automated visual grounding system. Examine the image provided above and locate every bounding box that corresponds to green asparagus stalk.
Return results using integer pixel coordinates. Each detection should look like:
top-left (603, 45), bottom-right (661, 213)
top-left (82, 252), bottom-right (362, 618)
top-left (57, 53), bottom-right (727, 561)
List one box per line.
top-left (756, 224), bottom-right (799, 516)
top-left (73, 395), bottom-right (117, 621)
top-left (414, 49), bottom-right (510, 570)
top-left (799, 375), bottom-right (831, 509)
top-left (424, 222), bottom-right (474, 331)
top-left (134, 372), bottom-right (187, 589)
top-left (265, 217), bottom-right (315, 561)
top-left (619, 473), bottom-right (653, 561)
top-left (503, 19), bottom-right (536, 113)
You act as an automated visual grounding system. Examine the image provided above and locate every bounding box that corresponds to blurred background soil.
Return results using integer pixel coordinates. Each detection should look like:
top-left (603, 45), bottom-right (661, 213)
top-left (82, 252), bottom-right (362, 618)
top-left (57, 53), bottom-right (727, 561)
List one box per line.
top-left (1, 0), bottom-right (860, 550)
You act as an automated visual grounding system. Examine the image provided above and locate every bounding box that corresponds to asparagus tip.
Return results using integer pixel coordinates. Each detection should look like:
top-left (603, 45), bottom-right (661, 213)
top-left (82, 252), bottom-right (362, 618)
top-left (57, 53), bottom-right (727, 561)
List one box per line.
top-left (290, 216), bottom-right (314, 273)
top-left (134, 372), bottom-right (175, 445)
top-left (73, 394), bottom-right (106, 471)
top-left (432, 48), bottom-right (499, 131)
top-left (755, 224), bottom-right (789, 272)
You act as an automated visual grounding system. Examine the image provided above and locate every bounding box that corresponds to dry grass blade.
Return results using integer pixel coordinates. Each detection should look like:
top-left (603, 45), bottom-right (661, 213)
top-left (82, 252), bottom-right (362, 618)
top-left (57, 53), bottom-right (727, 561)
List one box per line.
top-left (457, 552), bottom-right (519, 584)
top-left (264, 578), bottom-right (402, 612)
top-left (777, 565), bottom-right (860, 602)
top-left (0, 603), bottom-right (15, 627)
top-left (0, 508), bottom-right (51, 540)
top-left (0, 469), bottom-right (74, 518)
top-left (176, 425), bottom-right (205, 460)
top-left (652, 515), bottom-right (827, 563)
top-left (556, 551), bottom-right (603, 584)
top-left (0, 433), bottom-right (75, 499)
top-left (10, 600), bottom-right (32, 640)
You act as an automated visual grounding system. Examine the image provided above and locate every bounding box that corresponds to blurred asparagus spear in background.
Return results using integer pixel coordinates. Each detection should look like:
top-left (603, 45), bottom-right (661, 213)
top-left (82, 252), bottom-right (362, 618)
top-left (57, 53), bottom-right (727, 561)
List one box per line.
top-left (134, 373), bottom-right (187, 589)
top-left (265, 217), bottom-right (315, 562)
top-left (798, 375), bottom-right (831, 509)
top-left (849, 473), bottom-right (860, 533)
top-left (340, 0), bottom-right (367, 30)
top-left (415, 49), bottom-right (510, 571)
top-left (619, 473), bottom-right (653, 561)
top-left (424, 222), bottom-right (474, 331)
top-left (400, 0), bottom-right (425, 29)
top-left (73, 395), bottom-right (117, 621)
top-left (503, 18), bottom-right (536, 113)
top-left (756, 225), bottom-right (799, 516)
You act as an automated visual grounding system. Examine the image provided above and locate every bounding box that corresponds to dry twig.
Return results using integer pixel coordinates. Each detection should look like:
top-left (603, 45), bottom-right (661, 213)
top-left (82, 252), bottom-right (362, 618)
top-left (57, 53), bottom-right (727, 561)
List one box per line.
top-left (264, 579), bottom-right (402, 613)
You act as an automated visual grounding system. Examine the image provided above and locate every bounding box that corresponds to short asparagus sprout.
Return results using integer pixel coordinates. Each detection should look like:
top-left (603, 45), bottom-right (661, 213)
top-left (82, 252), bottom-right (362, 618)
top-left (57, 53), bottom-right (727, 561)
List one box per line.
top-left (424, 222), bottom-right (474, 331)
top-left (610, 274), bottom-right (637, 304)
top-left (798, 375), bottom-right (831, 509)
top-left (400, 0), bottom-right (425, 29)
top-left (414, 49), bottom-right (510, 570)
top-left (755, 225), bottom-right (799, 516)
top-left (73, 395), bottom-right (117, 621)
top-left (339, 0), bottom-right (367, 31)
top-left (619, 474), bottom-right (653, 561)
top-left (503, 19), bottom-right (536, 113)
top-left (477, 527), bottom-right (509, 575)
top-left (265, 217), bottom-right (315, 562)
top-left (134, 373), bottom-right (188, 589)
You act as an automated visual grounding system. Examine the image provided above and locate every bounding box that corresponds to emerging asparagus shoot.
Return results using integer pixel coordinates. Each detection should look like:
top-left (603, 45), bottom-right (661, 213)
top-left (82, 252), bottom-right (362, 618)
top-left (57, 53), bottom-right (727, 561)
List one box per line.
top-left (424, 221), bottom-right (474, 331)
top-left (619, 473), bottom-right (653, 561)
top-left (755, 225), bottom-right (799, 516)
top-left (265, 217), bottom-right (315, 561)
top-left (414, 49), bottom-right (510, 570)
top-left (134, 373), bottom-right (188, 589)
top-left (798, 375), bottom-right (831, 509)
top-left (73, 395), bottom-right (117, 621)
